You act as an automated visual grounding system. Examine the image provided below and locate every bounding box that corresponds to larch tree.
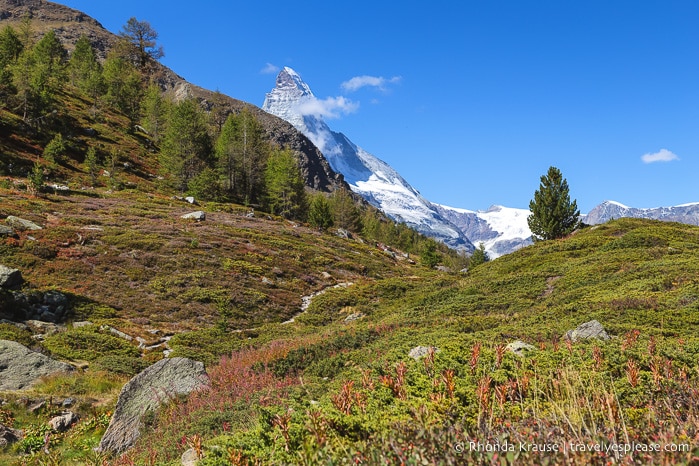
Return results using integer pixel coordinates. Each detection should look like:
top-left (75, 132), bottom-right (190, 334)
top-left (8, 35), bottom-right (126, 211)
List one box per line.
top-left (264, 148), bottom-right (307, 219)
top-left (159, 99), bottom-right (212, 192)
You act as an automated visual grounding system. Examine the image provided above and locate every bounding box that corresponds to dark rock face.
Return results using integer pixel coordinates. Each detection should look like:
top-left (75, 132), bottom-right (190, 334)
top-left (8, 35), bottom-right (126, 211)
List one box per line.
top-left (0, 339), bottom-right (74, 390)
top-left (97, 358), bottom-right (208, 455)
top-left (0, 423), bottom-right (23, 448)
top-left (0, 265), bottom-right (23, 289)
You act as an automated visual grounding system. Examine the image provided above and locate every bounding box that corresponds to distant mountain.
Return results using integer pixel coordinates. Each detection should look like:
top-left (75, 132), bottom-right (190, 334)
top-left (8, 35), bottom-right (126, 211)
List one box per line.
top-left (263, 67), bottom-right (474, 251)
top-left (432, 204), bottom-right (533, 258)
top-left (585, 201), bottom-right (699, 226)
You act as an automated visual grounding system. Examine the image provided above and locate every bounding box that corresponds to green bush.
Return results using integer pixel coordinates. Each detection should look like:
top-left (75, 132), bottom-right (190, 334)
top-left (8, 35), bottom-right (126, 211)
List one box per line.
top-left (43, 326), bottom-right (141, 361)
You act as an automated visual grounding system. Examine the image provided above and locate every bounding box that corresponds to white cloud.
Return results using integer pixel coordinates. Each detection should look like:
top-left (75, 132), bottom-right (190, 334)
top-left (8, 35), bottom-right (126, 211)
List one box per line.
top-left (295, 96), bottom-right (359, 119)
top-left (341, 75), bottom-right (402, 92)
top-left (260, 62), bottom-right (280, 74)
top-left (641, 148), bottom-right (679, 164)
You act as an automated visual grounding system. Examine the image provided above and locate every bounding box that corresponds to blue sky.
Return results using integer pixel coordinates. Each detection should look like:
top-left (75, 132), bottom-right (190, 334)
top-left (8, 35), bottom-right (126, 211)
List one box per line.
top-left (57, 0), bottom-right (698, 212)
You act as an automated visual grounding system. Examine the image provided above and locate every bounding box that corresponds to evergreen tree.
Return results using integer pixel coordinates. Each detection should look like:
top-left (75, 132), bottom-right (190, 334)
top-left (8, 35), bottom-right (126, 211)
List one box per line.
top-left (469, 242), bottom-right (490, 268)
top-left (264, 148), bottom-right (307, 219)
top-left (308, 193), bottom-right (334, 231)
top-left (159, 99), bottom-right (212, 192)
top-left (420, 238), bottom-right (441, 268)
top-left (527, 166), bottom-right (580, 240)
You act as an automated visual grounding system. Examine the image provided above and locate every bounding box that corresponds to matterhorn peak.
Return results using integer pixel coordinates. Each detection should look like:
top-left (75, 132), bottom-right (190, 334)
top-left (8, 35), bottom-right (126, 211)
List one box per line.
top-left (275, 67), bottom-right (314, 97)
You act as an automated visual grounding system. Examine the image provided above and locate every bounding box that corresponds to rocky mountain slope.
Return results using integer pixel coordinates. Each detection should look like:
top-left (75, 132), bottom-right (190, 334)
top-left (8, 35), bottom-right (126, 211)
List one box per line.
top-left (262, 67), bottom-right (475, 252)
top-left (585, 200), bottom-right (699, 226)
top-left (0, 0), bottom-right (343, 192)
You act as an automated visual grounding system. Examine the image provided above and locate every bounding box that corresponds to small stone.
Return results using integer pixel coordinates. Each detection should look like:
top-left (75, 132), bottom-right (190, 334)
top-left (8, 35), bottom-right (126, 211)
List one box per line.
top-left (184, 196), bottom-right (196, 204)
top-left (181, 448), bottom-right (201, 466)
top-left (506, 340), bottom-right (536, 357)
top-left (181, 211), bottom-right (205, 221)
top-left (408, 346), bottom-right (439, 360)
top-left (0, 225), bottom-right (16, 237)
top-left (344, 312), bottom-right (365, 322)
top-left (0, 423), bottom-right (23, 448)
top-left (49, 411), bottom-right (79, 432)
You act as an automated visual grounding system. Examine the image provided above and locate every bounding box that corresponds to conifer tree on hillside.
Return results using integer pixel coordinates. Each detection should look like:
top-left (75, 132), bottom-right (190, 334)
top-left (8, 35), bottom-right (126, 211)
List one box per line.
top-left (264, 148), bottom-right (307, 220)
top-left (215, 109), bottom-right (269, 204)
top-left (308, 193), bottom-right (334, 231)
top-left (119, 17), bottom-right (164, 71)
top-left (159, 99), bottom-right (212, 192)
top-left (527, 166), bottom-right (581, 240)
top-left (0, 26), bottom-right (23, 100)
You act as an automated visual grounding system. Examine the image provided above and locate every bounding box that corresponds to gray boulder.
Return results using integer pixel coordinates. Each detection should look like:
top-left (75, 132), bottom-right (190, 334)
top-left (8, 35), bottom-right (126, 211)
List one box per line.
top-left (0, 265), bottom-right (23, 289)
top-left (49, 411), bottom-right (79, 432)
top-left (0, 340), bottom-right (74, 390)
top-left (6, 216), bottom-right (42, 231)
top-left (408, 346), bottom-right (439, 360)
top-left (0, 423), bottom-right (23, 448)
top-left (565, 320), bottom-right (610, 342)
top-left (0, 225), bottom-right (16, 237)
top-left (506, 340), bottom-right (536, 357)
top-left (181, 211), bottom-right (205, 221)
top-left (97, 357), bottom-right (208, 455)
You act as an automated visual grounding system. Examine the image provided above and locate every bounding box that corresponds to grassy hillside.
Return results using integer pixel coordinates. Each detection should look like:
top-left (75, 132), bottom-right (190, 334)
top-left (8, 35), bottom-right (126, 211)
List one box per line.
top-left (136, 218), bottom-right (696, 466)
top-left (4, 207), bottom-right (697, 464)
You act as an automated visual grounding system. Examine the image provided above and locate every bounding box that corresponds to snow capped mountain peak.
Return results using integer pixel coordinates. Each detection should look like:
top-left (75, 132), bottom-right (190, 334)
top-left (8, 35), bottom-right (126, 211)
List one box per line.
top-left (262, 68), bottom-right (474, 251)
top-left (275, 67), bottom-right (314, 97)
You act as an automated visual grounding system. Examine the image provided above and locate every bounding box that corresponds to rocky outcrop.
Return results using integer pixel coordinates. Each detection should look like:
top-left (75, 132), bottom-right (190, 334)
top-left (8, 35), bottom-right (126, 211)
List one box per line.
top-left (5, 215), bottom-right (42, 231)
top-left (564, 320), bottom-right (610, 342)
top-left (0, 265), bottom-right (23, 289)
top-left (0, 340), bottom-right (74, 390)
top-left (2, 289), bottom-right (70, 323)
top-left (0, 423), bottom-right (23, 448)
top-left (97, 358), bottom-right (208, 455)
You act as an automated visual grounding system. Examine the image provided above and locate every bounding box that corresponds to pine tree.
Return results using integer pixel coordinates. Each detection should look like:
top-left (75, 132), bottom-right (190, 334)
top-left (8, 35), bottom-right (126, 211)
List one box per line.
top-left (102, 51), bottom-right (142, 124)
top-left (308, 193), bottom-right (334, 231)
top-left (527, 166), bottom-right (580, 240)
top-left (264, 149), bottom-right (307, 219)
top-left (469, 242), bottom-right (490, 268)
top-left (420, 238), bottom-right (441, 268)
top-left (84, 146), bottom-right (99, 186)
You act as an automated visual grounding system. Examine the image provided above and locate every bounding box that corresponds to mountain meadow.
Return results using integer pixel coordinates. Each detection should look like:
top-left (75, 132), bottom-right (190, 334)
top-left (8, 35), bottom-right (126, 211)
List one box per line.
top-left (2, 1), bottom-right (699, 465)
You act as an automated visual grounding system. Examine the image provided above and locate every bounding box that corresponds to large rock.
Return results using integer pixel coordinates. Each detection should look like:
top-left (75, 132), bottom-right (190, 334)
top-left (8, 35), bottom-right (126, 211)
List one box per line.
top-left (5, 216), bottom-right (42, 231)
top-left (0, 340), bottom-right (74, 390)
top-left (0, 423), bottom-right (23, 448)
top-left (0, 225), bottom-right (16, 237)
top-left (49, 411), bottom-right (79, 432)
top-left (564, 320), bottom-right (610, 342)
top-left (0, 265), bottom-right (23, 289)
top-left (97, 358), bottom-right (208, 455)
